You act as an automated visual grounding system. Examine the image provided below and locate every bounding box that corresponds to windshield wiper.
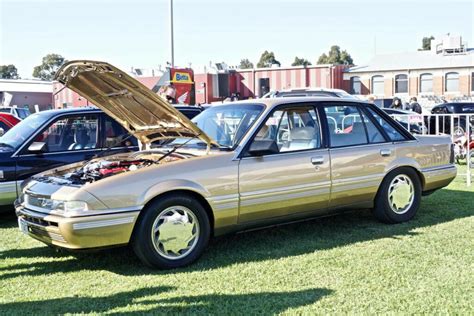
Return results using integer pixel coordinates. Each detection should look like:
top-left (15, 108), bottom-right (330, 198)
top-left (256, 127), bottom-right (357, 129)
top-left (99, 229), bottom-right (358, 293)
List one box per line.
top-left (157, 135), bottom-right (200, 163)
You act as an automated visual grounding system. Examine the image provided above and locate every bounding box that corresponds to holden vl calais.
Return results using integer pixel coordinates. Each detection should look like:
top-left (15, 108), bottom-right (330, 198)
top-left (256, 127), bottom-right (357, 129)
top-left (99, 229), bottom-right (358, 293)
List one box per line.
top-left (16, 61), bottom-right (456, 269)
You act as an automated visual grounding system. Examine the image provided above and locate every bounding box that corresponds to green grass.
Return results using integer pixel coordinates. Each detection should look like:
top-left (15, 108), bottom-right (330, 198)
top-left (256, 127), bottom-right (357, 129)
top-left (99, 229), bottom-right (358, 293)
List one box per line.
top-left (1, 171), bottom-right (473, 314)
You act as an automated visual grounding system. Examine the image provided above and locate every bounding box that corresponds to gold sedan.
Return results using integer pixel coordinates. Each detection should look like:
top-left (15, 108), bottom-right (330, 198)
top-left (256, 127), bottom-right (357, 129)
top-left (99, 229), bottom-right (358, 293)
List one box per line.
top-left (16, 61), bottom-right (456, 269)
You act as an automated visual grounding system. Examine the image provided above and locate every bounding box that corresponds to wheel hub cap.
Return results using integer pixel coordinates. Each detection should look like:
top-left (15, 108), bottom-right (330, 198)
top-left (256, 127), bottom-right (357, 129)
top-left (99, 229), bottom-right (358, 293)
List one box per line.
top-left (152, 206), bottom-right (199, 260)
top-left (388, 175), bottom-right (414, 214)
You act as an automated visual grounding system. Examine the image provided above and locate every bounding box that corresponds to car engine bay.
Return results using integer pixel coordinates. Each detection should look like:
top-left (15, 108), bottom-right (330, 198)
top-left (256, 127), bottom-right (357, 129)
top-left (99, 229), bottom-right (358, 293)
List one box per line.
top-left (34, 151), bottom-right (192, 186)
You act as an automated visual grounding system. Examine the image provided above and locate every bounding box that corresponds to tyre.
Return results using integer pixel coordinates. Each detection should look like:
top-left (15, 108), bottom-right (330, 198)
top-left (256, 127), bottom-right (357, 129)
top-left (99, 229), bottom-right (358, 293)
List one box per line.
top-left (131, 194), bottom-right (210, 269)
top-left (373, 167), bottom-right (421, 224)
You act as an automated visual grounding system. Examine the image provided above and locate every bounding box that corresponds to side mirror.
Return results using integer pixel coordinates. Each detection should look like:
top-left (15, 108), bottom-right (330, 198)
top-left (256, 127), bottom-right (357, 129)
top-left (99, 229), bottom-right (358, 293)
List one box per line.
top-left (28, 142), bottom-right (47, 153)
top-left (247, 140), bottom-right (279, 156)
top-left (0, 128), bottom-right (4, 137)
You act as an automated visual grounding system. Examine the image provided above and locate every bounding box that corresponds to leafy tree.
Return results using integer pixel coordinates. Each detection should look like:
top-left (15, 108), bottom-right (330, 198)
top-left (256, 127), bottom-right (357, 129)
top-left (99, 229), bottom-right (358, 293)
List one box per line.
top-left (33, 54), bottom-right (67, 81)
top-left (256, 51), bottom-right (280, 68)
top-left (291, 57), bottom-right (312, 66)
top-left (419, 36), bottom-right (435, 51)
top-left (317, 45), bottom-right (353, 65)
top-left (239, 58), bottom-right (254, 69)
top-left (0, 64), bottom-right (20, 79)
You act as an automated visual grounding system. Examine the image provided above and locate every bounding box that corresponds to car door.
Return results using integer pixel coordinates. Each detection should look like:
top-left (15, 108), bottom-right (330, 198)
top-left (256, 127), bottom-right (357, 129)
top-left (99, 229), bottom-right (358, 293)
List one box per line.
top-left (238, 103), bottom-right (331, 224)
top-left (324, 102), bottom-right (402, 208)
top-left (15, 113), bottom-right (102, 183)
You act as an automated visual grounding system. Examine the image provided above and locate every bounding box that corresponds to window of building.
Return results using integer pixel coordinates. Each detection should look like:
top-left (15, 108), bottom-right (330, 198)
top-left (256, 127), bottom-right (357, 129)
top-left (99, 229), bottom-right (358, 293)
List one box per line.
top-left (371, 75), bottom-right (384, 96)
top-left (395, 74), bottom-right (408, 93)
top-left (350, 76), bottom-right (361, 94)
top-left (445, 72), bottom-right (459, 92)
top-left (420, 73), bottom-right (433, 93)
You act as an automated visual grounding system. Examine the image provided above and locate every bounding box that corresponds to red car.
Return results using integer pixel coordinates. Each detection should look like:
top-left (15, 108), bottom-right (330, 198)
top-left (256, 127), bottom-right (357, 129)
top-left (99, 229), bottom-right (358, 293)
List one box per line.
top-left (0, 113), bottom-right (21, 136)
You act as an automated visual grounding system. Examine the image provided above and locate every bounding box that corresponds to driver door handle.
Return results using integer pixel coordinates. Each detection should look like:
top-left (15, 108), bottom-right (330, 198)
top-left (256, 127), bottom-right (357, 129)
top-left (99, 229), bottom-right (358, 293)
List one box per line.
top-left (380, 149), bottom-right (392, 157)
top-left (311, 156), bottom-right (325, 165)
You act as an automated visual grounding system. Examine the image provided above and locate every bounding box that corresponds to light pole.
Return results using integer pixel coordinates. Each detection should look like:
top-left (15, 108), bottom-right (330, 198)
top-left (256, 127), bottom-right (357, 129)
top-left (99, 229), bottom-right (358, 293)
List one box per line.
top-left (169, 0), bottom-right (174, 67)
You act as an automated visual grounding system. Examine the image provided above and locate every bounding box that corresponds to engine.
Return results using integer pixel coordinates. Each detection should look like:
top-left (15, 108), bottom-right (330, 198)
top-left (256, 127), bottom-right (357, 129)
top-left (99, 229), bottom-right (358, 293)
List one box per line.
top-left (61, 151), bottom-right (188, 185)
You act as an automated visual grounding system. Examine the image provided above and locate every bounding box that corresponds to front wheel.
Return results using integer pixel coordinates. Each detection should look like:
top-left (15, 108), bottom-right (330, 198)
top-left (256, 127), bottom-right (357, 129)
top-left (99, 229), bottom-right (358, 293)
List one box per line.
top-left (373, 168), bottom-right (421, 224)
top-left (131, 194), bottom-right (210, 269)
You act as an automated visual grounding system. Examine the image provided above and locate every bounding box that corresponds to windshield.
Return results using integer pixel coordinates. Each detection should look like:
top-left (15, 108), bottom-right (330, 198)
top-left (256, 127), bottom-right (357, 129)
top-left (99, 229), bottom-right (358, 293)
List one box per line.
top-left (170, 103), bottom-right (264, 148)
top-left (0, 112), bottom-right (50, 150)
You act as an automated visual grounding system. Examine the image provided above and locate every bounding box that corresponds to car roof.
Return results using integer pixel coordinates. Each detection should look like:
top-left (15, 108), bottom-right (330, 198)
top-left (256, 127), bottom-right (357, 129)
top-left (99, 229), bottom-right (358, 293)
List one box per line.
top-left (211, 96), bottom-right (369, 109)
top-left (33, 107), bottom-right (102, 118)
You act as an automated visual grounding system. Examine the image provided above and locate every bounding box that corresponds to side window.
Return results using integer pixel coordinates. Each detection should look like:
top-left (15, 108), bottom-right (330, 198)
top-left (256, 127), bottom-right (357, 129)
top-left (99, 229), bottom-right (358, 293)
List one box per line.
top-left (34, 115), bottom-right (99, 152)
top-left (360, 110), bottom-right (385, 143)
top-left (254, 106), bottom-right (321, 153)
top-left (103, 115), bottom-right (138, 148)
top-left (366, 108), bottom-right (406, 142)
top-left (324, 105), bottom-right (368, 147)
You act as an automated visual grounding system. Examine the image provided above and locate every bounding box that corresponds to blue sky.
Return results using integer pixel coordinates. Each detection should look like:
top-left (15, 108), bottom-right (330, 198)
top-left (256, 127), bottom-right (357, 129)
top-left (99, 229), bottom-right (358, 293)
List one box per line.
top-left (1, 0), bottom-right (472, 78)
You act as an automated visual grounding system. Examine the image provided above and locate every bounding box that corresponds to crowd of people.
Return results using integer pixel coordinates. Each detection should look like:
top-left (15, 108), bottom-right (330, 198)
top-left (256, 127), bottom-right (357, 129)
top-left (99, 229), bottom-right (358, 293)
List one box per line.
top-left (366, 95), bottom-right (423, 114)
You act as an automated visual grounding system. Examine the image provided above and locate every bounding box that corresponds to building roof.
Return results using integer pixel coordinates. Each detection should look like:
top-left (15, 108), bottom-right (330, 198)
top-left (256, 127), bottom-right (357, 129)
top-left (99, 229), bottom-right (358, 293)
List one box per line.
top-left (0, 79), bottom-right (53, 93)
top-left (346, 49), bottom-right (474, 73)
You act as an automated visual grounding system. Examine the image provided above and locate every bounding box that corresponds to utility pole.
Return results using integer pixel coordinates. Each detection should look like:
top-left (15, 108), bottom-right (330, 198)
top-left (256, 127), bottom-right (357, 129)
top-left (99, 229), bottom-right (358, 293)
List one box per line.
top-left (169, 0), bottom-right (175, 67)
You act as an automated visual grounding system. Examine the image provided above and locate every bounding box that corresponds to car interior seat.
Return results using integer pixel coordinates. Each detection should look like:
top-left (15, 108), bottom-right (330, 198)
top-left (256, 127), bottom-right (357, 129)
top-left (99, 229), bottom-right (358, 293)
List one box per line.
top-left (281, 127), bottom-right (319, 151)
top-left (68, 128), bottom-right (90, 150)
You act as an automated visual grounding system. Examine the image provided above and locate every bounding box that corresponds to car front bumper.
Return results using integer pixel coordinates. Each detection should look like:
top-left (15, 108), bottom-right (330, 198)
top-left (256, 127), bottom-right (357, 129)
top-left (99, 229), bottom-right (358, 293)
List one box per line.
top-left (15, 203), bottom-right (140, 250)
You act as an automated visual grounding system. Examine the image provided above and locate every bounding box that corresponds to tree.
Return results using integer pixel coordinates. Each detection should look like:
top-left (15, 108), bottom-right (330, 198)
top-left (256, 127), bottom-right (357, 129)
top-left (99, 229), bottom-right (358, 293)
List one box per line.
top-left (317, 45), bottom-right (353, 65)
top-left (33, 54), bottom-right (67, 81)
top-left (0, 64), bottom-right (20, 79)
top-left (419, 36), bottom-right (435, 51)
top-left (256, 50), bottom-right (280, 68)
top-left (239, 58), bottom-right (254, 69)
top-left (291, 57), bottom-right (312, 66)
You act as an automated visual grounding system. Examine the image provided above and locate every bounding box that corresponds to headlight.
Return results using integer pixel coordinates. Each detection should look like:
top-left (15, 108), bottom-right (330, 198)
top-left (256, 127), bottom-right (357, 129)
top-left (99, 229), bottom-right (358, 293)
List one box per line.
top-left (25, 195), bottom-right (88, 215)
top-left (64, 201), bottom-right (88, 213)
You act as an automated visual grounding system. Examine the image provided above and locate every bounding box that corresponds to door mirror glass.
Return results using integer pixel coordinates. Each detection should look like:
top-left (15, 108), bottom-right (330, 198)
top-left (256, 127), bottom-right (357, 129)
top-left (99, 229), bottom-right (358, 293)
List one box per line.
top-left (248, 140), bottom-right (279, 156)
top-left (0, 127), bottom-right (4, 137)
top-left (28, 141), bottom-right (47, 153)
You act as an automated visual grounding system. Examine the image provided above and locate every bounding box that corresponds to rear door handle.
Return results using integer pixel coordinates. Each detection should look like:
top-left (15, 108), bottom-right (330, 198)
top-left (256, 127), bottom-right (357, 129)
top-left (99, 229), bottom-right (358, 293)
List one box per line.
top-left (311, 156), bottom-right (325, 165)
top-left (380, 149), bottom-right (392, 157)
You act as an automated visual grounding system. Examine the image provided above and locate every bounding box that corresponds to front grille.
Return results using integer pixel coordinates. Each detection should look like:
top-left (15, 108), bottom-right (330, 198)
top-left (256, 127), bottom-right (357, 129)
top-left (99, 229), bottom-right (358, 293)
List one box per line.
top-left (23, 214), bottom-right (58, 227)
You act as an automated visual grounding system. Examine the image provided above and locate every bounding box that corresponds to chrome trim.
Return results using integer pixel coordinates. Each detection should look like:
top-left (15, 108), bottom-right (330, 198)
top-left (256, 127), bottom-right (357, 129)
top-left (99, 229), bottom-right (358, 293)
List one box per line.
top-left (240, 187), bottom-right (330, 207)
top-left (421, 164), bottom-right (456, 173)
top-left (72, 216), bottom-right (135, 230)
top-left (239, 147), bottom-right (330, 161)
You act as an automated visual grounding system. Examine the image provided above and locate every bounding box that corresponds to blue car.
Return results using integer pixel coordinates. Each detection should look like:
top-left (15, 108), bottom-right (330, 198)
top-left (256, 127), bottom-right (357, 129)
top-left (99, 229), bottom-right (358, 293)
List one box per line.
top-left (0, 106), bottom-right (204, 209)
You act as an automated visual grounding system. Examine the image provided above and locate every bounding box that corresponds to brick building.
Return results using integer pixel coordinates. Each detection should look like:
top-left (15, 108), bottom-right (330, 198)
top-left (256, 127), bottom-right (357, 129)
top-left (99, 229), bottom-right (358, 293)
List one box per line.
top-left (342, 35), bottom-right (474, 104)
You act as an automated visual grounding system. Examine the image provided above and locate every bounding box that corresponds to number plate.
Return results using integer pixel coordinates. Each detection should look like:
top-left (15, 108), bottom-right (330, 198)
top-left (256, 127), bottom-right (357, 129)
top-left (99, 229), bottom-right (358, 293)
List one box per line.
top-left (18, 218), bottom-right (29, 235)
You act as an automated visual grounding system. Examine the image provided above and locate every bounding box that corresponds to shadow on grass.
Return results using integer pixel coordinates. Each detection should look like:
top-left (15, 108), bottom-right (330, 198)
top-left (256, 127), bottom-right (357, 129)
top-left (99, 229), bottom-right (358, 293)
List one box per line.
top-left (0, 285), bottom-right (331, 314)
top-left (0, 188), bottom-right (473, 279)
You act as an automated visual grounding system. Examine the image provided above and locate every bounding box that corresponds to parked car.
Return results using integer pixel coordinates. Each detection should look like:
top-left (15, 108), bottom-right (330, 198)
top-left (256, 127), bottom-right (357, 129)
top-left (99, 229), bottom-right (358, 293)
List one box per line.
top-left (428, 102), bottom-right (474, 136)
top-left (262, 88), bottom-right (357, 100)
top-left (381, 108), bottom-right (426, 134)
top-left (16, 61), bottom-right (456, 269)
top-left (0, 106), bottom-right (31, 120)
top-left (0, 113), bottom-right (21, 136)
top-left (0, 104), bottom-right (203, 209)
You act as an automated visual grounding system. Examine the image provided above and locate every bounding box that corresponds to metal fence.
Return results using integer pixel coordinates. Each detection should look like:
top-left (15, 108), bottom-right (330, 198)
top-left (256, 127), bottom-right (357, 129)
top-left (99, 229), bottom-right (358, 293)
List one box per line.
top-left (389, 113), bottom-right (473, 186)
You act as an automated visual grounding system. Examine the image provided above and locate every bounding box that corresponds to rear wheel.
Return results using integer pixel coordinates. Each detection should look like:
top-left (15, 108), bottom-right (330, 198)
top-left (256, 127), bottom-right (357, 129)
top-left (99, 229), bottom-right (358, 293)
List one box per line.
top-left (131, 194), bottom-right (210, 269)
top-left (374, 168), bottom-right (421, 223)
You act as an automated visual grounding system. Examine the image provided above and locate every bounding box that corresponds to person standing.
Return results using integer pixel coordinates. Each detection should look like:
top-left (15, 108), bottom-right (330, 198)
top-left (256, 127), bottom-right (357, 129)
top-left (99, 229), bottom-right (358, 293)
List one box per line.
top-left (409, 97), bottom-right (422, 114)
top-left (390, 97), bottom-right (403, 109)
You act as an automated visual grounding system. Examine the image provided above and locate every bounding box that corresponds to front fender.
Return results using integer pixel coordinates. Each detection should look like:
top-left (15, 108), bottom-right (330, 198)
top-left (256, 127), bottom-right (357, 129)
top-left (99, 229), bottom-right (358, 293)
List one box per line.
top-left (139, 179), bottom-right (211, 206)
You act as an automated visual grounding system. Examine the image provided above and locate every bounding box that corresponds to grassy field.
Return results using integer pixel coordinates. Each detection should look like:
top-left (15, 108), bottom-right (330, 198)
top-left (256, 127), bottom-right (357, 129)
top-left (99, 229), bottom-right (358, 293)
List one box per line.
top-left (0, 172), bottom-right (473, 314)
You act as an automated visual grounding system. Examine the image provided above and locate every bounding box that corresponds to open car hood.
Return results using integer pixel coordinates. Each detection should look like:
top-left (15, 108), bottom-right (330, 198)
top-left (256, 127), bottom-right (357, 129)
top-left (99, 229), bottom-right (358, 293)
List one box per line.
top-left (54, 60), bottom-right (216, 147)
